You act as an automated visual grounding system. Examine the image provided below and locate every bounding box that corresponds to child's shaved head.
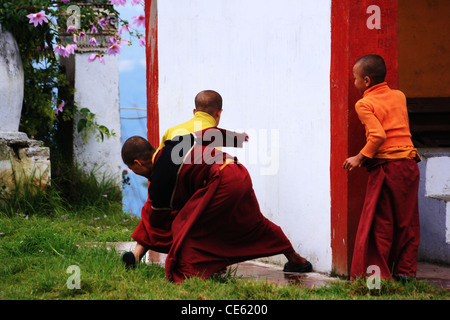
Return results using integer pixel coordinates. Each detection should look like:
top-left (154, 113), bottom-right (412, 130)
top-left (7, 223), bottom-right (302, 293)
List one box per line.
top-left (355, 54), bottom-right (387, 85)
top-left (121, 136), bottom-right (155, 165)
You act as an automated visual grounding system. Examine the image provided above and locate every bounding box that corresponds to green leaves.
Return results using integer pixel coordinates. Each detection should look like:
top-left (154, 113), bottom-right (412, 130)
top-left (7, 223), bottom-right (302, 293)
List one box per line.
top-left (1, 0), bottom-right (120, 150)
top-left (77, 118), bottom-right (87, 133)
top-left (76, 107), bottom-right (116, 142)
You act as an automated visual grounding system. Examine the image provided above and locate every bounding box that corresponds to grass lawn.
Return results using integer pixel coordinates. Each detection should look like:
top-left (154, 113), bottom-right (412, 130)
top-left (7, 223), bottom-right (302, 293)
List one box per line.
top-left (1, 173), bottom-right (449, 301)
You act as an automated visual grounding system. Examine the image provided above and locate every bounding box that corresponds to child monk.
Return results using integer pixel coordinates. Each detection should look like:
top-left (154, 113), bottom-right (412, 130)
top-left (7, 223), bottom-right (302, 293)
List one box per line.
top-left (122, 128), bottom-right (312, 283)
top-left (343, 54), bottom-right (421, 282)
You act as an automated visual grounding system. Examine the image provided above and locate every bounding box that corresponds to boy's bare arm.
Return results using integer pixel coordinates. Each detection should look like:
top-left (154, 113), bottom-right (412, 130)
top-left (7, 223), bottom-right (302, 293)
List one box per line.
top-left (343, 153), bottom-right (366, 171)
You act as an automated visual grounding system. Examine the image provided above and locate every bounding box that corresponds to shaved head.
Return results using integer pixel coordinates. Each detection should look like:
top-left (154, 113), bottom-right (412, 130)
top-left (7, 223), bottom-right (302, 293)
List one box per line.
top-left (194, 90), bottom-right (223, 113)
top-left (121, 136), bottom-right (155, 165)
top-left (355, 54), bottom-right (387, 85)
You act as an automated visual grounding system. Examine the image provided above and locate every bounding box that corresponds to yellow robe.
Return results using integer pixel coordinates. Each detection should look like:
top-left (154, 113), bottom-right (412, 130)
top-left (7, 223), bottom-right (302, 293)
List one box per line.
top-left (156, 111), bottom-right (217, 152)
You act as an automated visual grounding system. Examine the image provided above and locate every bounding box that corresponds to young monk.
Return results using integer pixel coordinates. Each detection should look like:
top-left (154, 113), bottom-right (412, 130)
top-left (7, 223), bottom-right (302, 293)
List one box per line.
top-left (121, 128), bottom-right (312, 283)
top-left (343, 54), bottom-right (421, 282)
top-left (156, 89), bottom-right (223, 152)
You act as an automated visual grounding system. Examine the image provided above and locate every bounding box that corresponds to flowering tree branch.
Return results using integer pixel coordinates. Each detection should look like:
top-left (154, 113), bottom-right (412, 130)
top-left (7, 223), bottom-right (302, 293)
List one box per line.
top-left (0, 0), bottom-right (144, 148)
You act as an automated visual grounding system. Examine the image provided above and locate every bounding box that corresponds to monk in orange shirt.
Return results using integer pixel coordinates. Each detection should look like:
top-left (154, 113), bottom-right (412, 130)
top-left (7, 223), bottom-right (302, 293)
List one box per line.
top-left (343, 54), bottom-right (421, 282)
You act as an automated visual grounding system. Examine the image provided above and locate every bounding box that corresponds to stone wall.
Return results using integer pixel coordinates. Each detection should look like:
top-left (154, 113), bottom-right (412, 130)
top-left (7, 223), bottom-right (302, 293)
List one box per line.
top-left (0, 133), bottom-right (50, 193)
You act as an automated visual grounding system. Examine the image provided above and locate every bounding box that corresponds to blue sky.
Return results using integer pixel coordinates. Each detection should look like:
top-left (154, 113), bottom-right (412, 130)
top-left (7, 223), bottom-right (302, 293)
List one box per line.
top-left (117, 3), bottom-right (148, 217)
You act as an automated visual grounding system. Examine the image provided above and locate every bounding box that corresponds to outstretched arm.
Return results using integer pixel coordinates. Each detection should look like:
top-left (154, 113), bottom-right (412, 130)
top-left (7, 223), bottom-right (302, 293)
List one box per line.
top-left (195, 127), bottom-right (249, 148)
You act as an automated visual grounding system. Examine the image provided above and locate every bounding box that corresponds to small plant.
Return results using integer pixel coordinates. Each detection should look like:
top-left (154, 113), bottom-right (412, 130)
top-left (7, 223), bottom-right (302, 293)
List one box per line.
top-left (0, 158), bottom-right (121, 218)
top-left (76, 107), bottom-right (116, 142)
top-left (0, 166), bottom-right (61, 218)
top-left (51, 161), bottom-right (122, 210)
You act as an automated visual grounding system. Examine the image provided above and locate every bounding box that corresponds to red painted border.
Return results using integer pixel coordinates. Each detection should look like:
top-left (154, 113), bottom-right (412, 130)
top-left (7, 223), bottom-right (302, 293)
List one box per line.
top-left (330, 0), bottom-right (398, 275)
top-left (330, 0), bottom-right (351, 276)
top-left (145, 0), bottom-right (160, 148)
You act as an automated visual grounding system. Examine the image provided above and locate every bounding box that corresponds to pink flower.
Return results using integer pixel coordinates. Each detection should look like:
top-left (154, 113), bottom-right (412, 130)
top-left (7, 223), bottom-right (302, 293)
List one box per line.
top-left (67, 26), bottom-right (77, 33)
top-left (107, 43), bottom-right (121, 56)
top-left (64, 44), bottom-right (77, 57)
top-left (79, 32), bottom-right (86, 39)
top-left (130, 0), bottom-right (143, 5)
top-left (119, 37), bottom-right (129, 46)
top-left (131, 14), bottom-right (145, 28)
top-left (54, 44), bottom-right (65, 56)
top-left (118, 24), bottom-right (131, 36)
top-left (26, 12), bottom-right (49, 27)
top-left (91, 25), bottom-right (98, 34)
top-left (98, 17), bottom-right (108, 30)
top-left (88, 53), bottom-right (105, 64)
top-left (55, 101), bottom-right (65, 115)
top-left (54, 44), bottom-right (77, 58)
top-left (107, 35), bottom-right (119, 46)
top-left (89, 37), bottom-right (98, 46)
top-left (109, 0), bottom-right (127, 5)
top-left (139, 35), bottom-right (145, 47)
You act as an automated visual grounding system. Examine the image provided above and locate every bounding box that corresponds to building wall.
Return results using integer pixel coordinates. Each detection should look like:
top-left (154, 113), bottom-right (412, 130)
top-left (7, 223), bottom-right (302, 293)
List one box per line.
top-left (398, 0), bottom-right (450, 97)
top-left (417, 154), bottom-right (450, 263)
top-left (156, 0), bottom-right (332, 272)
top-left (71, 53), bottom-right (122, 186)
top-left (398, 0), bottom-right (450, 264)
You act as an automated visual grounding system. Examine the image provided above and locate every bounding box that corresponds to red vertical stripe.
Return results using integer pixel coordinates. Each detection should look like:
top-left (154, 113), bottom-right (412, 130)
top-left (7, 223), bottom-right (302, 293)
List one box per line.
top-left (330, 0), bottom-right (351, 276)
top-left (145, 0), bottom-right (160, 148)
top-left (330, 0), bottom-right (398, 276)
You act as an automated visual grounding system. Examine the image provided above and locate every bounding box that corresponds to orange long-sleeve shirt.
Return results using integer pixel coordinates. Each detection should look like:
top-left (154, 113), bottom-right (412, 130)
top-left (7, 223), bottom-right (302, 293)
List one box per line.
top-left (355, 82), bottom-right (419, 160)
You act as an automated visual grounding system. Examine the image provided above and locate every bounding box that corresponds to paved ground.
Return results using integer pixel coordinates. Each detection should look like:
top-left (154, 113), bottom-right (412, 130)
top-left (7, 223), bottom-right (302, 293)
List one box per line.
top-left (111, 241), bottom-right (450, 289)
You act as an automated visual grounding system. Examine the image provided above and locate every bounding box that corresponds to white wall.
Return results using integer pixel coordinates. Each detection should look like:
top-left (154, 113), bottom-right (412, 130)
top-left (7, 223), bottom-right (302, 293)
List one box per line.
top-left (418, 153), bottom-right (450, 263)
top-left (157, 0), bottom-right (332, 272)
top-left (0, 29), bottom-right (23, 133)
top-left (72, 53), bottom-right (122, 186)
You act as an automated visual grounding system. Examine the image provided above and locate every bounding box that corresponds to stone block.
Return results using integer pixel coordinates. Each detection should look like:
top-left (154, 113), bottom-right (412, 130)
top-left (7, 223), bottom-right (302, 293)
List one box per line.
top-left (0, 133), bottom-right (50, 194)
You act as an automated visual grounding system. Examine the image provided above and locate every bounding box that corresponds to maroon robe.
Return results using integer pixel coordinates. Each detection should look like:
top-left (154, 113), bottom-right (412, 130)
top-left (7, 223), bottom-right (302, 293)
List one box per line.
top-left (350, 159), bottom-right (420, 279)
top-left (132, 128), bottom-right (295, 282)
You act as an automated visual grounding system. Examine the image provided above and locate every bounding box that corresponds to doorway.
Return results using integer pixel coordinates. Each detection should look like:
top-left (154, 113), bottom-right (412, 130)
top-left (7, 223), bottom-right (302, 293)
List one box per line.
top-left (398, 0), bottom-right (450, 148)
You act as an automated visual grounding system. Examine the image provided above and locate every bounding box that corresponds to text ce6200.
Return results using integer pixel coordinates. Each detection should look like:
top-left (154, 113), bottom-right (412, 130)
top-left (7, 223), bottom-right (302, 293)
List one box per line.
top-left (225, 304), bottom-right (268, 315)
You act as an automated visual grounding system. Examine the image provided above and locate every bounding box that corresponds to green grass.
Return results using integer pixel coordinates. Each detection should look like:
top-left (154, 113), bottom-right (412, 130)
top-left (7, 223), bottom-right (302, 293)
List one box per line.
top-left (0, 170), bottom-right (449, 300)
top-left (2, 213), bottom-right (449, 300)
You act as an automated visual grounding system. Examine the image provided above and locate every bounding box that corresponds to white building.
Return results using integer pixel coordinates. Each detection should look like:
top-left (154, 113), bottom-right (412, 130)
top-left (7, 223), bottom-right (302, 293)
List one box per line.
top-left (143, 0), bottom-right (450, 275)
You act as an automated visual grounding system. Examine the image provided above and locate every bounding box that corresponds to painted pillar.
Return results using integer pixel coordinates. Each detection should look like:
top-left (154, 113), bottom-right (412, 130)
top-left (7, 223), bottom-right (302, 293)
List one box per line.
top-left (70, 53), bottom-right (122, 186)
top-left (59, 4), bottom-right (122, 187)
top-left (0, 28), bottom-right (50, 192)
top-left (145, 0), bottom-right (159, 148)
top-left (330, 0), bottom-right (398, 275)
top-left (0, 28), bottom-right (23, 133)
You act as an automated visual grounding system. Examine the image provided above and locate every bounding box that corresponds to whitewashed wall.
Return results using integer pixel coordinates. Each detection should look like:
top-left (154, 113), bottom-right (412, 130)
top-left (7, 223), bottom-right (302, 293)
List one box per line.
top-left (0, 28), bottom-right (23, 133)
top-left (71, 53), bottom-right (122, 186)
top-left (157, 0), bottom-right (332, 272)
top-left (418, 153), bottom-right (450, 263)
